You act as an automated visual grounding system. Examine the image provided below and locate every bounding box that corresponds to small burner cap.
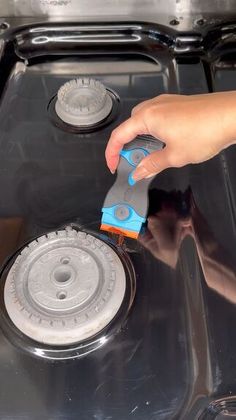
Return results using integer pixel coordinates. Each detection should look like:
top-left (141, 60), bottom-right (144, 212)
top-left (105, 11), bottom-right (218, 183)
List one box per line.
top-left (4, 230), bottom-right (126, 345)
top-left (55, 78), bottom-right (113, 126)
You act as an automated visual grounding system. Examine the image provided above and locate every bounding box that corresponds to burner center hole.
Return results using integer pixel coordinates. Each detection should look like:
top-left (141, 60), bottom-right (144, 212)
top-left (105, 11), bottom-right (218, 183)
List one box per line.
top-left (61, 257), bottom-right (70, 264)
top-left (54, 267), bottom-right (71, 283)
top-left (57, 291), bottom-right (67, 300)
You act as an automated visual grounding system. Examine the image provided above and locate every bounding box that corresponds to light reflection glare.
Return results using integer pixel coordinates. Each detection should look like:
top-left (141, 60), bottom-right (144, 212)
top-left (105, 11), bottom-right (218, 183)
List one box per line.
top-left (32, 34), bottom-right (141, 44)
top-left (33, 348), bottom-right (45, 357)
top-left (99, 336), bottom-right (108, 345)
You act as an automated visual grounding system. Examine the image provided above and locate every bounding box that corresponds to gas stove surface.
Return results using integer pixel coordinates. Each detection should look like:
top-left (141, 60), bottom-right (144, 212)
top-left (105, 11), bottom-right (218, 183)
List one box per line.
top-left (0, 21), bottom-right (236, 420)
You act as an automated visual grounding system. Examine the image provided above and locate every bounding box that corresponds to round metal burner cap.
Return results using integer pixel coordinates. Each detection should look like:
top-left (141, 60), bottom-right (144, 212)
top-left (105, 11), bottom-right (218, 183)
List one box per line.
top-left (55, 78), bottom-right (113, 126)
top-left (4, 230), bottom-right (126, 345)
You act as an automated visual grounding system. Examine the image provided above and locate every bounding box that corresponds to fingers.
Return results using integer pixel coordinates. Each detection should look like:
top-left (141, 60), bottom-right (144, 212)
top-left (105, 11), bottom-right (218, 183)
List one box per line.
top-left (105, 92), bottom-right (230, 176)
top-left (105, 95), bottom-right (171, 173)
top-left (132, 148), bottom-right (171, 181)
top-left (105, 115), bottom-right (150, 173)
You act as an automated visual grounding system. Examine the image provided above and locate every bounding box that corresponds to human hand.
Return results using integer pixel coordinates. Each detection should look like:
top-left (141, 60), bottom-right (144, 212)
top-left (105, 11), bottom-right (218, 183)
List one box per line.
top-left (105, 92), bottom-right (236, 181)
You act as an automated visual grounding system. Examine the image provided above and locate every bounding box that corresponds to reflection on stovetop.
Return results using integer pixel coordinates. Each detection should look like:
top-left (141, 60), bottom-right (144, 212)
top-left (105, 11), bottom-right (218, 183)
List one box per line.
top-left (145, 187), bottom-right (236, 304)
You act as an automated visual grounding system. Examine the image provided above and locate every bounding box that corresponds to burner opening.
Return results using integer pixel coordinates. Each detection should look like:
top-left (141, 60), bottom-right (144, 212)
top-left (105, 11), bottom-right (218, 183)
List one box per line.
top-left (54, 267), bottom-right (72, 283)
top-left (60, 257), bottom-right (70, 265)
top-left (55, 78), bottom-right (113, 127)
top-left (57, 291), bottom-right (67, 300)
top-left (48, 82), bottom-right (120, 134)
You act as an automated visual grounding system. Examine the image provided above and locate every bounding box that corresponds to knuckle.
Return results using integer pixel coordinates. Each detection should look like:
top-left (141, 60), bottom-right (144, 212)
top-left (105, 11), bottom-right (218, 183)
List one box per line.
top-left (105, 147), bottom-right (110, 158)
top-left (132, 99), bottom-right (151, 116)
top-left (166, 151), bottom-right (179, 167)
top-left (143, 104), bottom-right (158, 119)
top-left (111, 127), bottom-right (119, 138)
top-left (167, 151), bottom-right (187, 168)
top-left (131, 105), bottom-right (139, 115)
top-left (158, 93), bottom-right (171, 100)
top-left (146, 154), bottom-right (159, 171)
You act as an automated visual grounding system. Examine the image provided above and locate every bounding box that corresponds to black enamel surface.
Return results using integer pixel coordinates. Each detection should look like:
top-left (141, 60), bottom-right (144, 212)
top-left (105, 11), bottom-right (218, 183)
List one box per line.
top-left (0, 22), bottom-right (236, 419)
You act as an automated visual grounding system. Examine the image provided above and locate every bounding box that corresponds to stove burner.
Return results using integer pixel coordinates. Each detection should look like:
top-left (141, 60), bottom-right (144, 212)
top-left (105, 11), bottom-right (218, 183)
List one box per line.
top-left (55, 78), bottom-right (113, 127)
top-left (4, 229), bottom-right (126, 346)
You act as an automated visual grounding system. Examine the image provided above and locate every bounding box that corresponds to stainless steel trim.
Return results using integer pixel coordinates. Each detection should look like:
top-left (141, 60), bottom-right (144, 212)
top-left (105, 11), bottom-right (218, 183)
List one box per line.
top-left (1, 1), bottom-right (236, 29)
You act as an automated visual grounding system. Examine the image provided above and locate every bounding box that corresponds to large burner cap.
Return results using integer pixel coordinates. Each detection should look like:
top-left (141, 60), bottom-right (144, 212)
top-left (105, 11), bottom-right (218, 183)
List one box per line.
top-left (4, 230), bottom-right (126, 345)
top-left (55, 78), bottom-right (113, 126)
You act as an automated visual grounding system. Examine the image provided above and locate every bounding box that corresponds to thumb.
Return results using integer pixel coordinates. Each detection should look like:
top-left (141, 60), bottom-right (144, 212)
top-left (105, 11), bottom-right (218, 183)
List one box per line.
top-left (132, 148), bottom-right (170, 181)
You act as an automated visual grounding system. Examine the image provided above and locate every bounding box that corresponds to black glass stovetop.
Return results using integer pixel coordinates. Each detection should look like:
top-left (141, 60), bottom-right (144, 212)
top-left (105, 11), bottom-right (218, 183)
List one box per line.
top-left (0, 21), bottom-right (236, 420)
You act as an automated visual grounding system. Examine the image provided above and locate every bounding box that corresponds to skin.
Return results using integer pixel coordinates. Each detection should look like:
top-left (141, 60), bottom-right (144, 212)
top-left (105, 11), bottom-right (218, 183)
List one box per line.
top-left (105, 92), bottom-right (236, 181)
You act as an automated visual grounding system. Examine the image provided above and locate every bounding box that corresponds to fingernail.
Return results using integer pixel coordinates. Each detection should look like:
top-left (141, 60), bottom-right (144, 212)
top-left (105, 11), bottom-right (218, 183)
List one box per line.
top-left (132, 166), bottom-right (149, 181)
top-left (110, 169), bottom-right (115, 175)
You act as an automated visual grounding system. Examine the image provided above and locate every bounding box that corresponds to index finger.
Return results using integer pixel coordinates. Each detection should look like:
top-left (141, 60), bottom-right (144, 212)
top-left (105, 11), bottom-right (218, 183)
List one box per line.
top-left (105, 115), bottom-right (149, 172)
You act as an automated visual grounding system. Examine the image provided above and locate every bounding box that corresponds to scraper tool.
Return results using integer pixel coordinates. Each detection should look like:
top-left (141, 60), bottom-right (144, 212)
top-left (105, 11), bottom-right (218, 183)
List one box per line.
top-left (101, 135), bottom-right (164, 239)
